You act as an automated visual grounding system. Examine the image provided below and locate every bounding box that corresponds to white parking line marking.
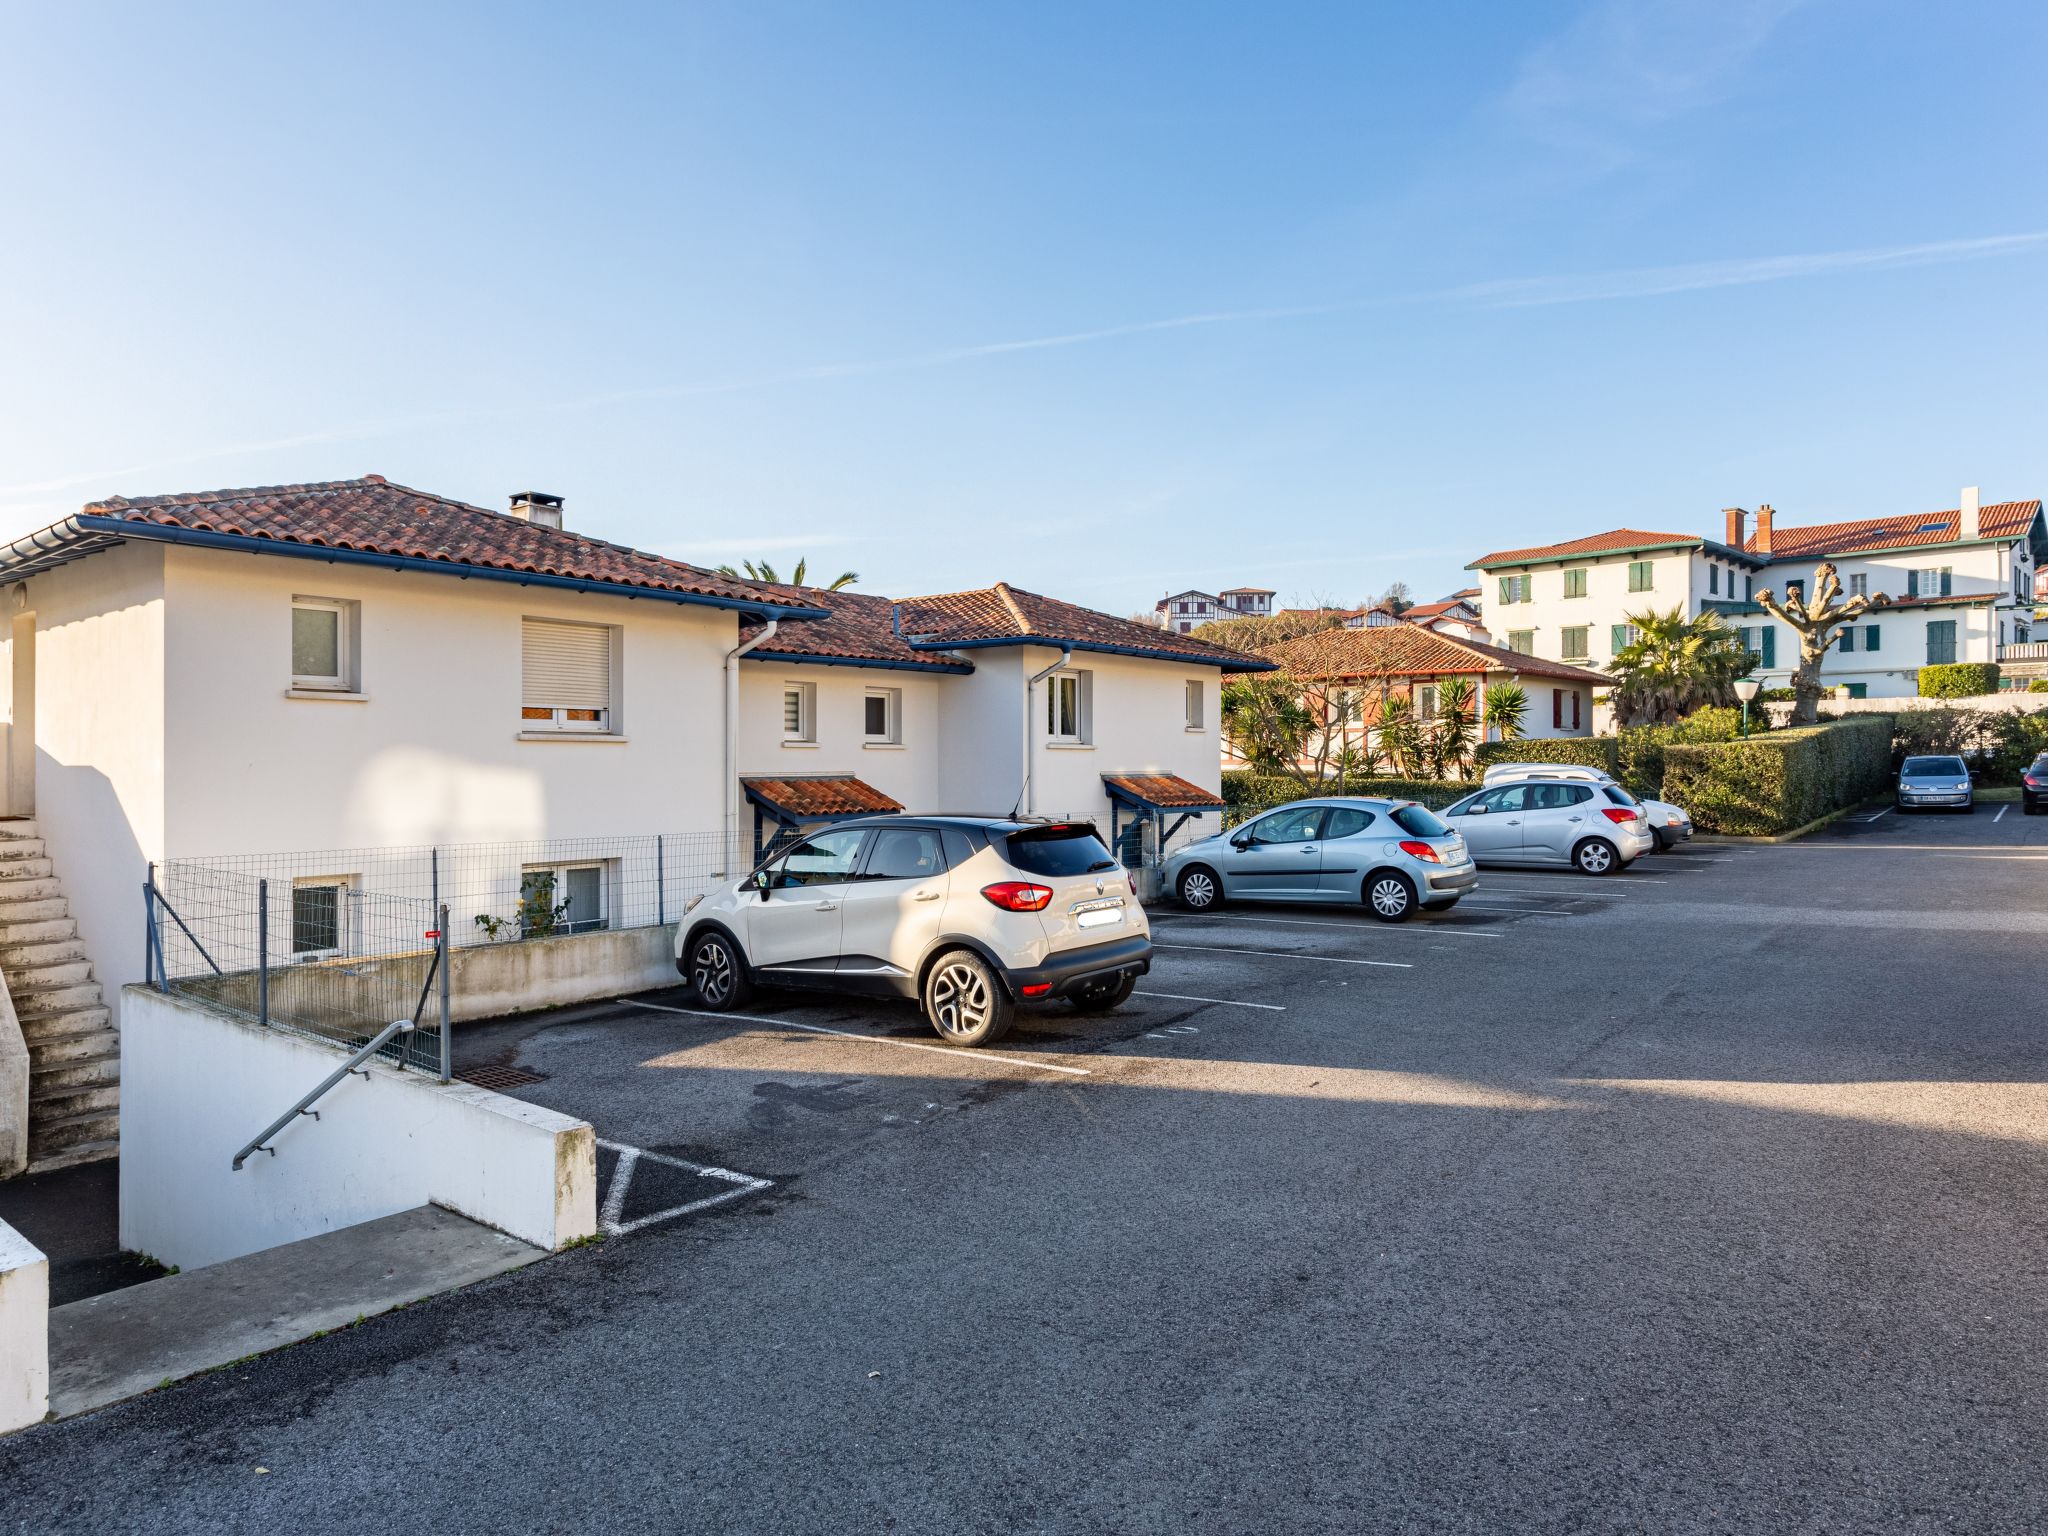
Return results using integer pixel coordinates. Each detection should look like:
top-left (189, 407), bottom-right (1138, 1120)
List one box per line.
top-left (1137, 990), bottom-right (1286, 1011)
top-left (1994, 804), bottom-right (2009, 822)
top-left (618, 998), bottom-right (1092, 1076)
top-left (1456, 901), bottom-right (1583, 914)
top-left (1473, 874), bottom-right (1655, 885)
top-left (1154, 942), bottom-right (1411, 969)
top-left (1858, 807), bottom-right (1893, 823)
top-left (595, 1138), bottom-right (773, 1237)
top-left (1156, 911), bottom-right (1501, 939)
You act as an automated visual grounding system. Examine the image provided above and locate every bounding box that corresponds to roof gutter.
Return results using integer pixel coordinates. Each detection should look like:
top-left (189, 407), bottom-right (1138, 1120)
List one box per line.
top-left (724, 619), bottom-right (779, 872)
top-left (14, 516), bottom-right (826, 622)
top-left (739, 648), bottom-right (974, 676)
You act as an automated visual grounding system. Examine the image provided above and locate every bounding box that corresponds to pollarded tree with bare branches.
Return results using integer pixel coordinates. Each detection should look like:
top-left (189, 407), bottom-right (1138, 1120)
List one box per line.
top-left (1754, 561), bottom-right (1890, 726)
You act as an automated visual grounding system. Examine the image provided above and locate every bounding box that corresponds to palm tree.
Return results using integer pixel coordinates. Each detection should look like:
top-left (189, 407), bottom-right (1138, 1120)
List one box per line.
top-left (1431, 677), bottom-right (1477, 778)
top-left (1608, 606), bottom-right (1753, 726)
top-left (1484, 682), bottom-right (1528, 743)
top-left (1377, 694), bottom-right (1424, 778)
top-left (715, 557), bottom-right (859, 591)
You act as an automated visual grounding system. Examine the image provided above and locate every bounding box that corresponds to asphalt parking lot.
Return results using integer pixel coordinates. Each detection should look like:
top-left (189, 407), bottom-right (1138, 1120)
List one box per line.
top-left (11, 806), bottom-right (2048, 1533)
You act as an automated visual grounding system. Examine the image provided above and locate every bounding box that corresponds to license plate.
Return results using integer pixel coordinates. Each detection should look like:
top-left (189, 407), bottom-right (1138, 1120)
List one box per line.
top-left (1076, 907), bottom-right (1124, 930)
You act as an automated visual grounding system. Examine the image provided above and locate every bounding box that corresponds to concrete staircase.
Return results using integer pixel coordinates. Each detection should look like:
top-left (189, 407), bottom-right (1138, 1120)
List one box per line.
top-left (0, 820), bottom-right (118, 1171)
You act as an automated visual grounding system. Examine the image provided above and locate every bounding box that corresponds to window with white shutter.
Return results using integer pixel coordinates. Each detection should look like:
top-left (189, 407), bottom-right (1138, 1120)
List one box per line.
top-left (521, 619), bottom-right (614, 732)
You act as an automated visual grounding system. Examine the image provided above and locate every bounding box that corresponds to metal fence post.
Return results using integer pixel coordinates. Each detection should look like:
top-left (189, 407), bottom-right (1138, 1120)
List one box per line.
top-left (257, 877), bottom-right (270, 1027)
top-left (143, 865), bottom-right (155, 989)
top-left (656, 834), bottom-right (665, 926)
top-left (438, 902), bottom-right (452, 1083)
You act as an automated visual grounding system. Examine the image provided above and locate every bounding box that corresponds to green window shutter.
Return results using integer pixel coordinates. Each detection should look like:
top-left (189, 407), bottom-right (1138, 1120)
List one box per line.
top-left (1563, 568), bottom-right (1586, 598)
top-left (1865, 624), bottom-right (1880, 651)
top-left (1926, 621), bottom-right (1957, 664)
top-left (1838, 628), bottom-right (1855, 653)
top-left (1906, 569), bottom-right (1918, 598)
top-left (1609, 624), bottom-right (1627, 653)
top-left (1498, 575), bottom-right (1512, 604)
top-left (1761, 629), bottom-right (1777, 668)
top-left (1940, 568), bottom-right (1952, 596)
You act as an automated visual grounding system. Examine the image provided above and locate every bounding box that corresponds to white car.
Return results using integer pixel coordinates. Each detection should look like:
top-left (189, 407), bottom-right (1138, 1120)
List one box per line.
top-left (675, 816), bottom-right (1151, 1046)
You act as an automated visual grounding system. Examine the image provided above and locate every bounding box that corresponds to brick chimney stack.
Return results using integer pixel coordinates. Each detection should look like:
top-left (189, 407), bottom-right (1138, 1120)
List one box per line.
top-left (1755, 504), bottom-right (1775, 556)
top-left (1724, 507), bottom-right (1749, 548)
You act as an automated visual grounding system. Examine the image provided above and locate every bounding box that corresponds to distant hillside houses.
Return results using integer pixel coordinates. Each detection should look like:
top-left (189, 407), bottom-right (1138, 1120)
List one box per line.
top-left (1155, 586), bottom-right (1274, 633)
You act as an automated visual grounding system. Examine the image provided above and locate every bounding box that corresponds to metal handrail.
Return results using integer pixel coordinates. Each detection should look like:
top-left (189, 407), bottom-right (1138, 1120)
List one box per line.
top-left (232, 1019), bottom-right (415, 1171)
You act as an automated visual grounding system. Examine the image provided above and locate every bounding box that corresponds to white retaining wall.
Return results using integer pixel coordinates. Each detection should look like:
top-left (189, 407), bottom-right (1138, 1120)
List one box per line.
top-left (1766, 692), bottom-right (2048, 726)
top-left (0, 1219), bottom-right (47, 1435)
top-left (120, 986), bottom-right (596, 1272)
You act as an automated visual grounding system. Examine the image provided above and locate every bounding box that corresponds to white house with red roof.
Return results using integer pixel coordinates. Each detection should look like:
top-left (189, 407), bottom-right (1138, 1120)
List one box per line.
top-left (1153, 586), bottom-right (1274, 634)
top-left (0, 476), bottom-right (1268, 1171)
top-left (1468, 490), bottom-right (2045, 700)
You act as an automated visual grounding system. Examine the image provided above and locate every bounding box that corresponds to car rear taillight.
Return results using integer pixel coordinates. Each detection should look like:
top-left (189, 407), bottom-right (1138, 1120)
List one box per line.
top-left (981, 881), bottom-right (1053, 912)
top-left (1397, 840), bottom-right (1441, 864)
top-left (1600, 807), bottom-right (1639, 826)
top-left (2028, 775), bottom-right (2043, 788)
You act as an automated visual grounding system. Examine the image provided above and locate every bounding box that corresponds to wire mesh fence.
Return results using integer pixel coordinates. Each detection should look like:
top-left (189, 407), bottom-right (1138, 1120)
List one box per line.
top-left (147, 862), bottom-right (449, 1077)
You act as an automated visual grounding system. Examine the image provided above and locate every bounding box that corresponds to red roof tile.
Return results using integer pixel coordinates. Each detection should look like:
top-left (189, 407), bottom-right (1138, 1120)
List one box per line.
top-left (1743, 500), bottom-right (2043, 559)
top-left (1470, 529), bottom-right (1702, 569)
top-left (1102, 773), bottom-right (1225, 810)
top-left (895, 582), bottom-right (1271, 670)
top-left (79, 477), bottom-right (816, 612)
top-left (738, 587), bottom-right (968, 671)
top-left (1260, 624), bottom-right (1612, 686)
top-left (740, 776), bottom-right (902, 819)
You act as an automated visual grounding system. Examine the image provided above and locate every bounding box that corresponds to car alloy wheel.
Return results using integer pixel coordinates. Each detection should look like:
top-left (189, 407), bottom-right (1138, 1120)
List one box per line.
top-left (930, 958), bottom-right (995, 1038)
top-left (1574, 839), bottom-right (1617, 875)
top-left (1366, 873), bottom-right (1415, 922)
top-left (690, 933), bottom-right (748, 1010)
top-left (1178, 867), bottom-right (1219, 910)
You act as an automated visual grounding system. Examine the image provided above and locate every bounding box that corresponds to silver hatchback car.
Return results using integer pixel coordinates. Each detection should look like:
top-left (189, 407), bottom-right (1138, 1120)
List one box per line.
top-left (1161, 797), bottom-right (1478, 922)
top-left (1895, 754), bottom-right (1975, 812)
top-left (1441, 774), bottom-right (1655, 874)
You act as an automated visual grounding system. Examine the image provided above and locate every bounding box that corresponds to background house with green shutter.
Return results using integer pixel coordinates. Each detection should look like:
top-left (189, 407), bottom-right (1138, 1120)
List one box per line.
top-left (1468, 488), bottom-right (2045, 702)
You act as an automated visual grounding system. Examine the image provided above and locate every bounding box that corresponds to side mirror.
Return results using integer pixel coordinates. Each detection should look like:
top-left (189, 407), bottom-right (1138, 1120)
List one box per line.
top-left (1464, 803), bottom-right (1486, 815)
top-left (751, 869), bottom-right (773, 899)
top-left (1230, 835), bottom-right (1252, 851)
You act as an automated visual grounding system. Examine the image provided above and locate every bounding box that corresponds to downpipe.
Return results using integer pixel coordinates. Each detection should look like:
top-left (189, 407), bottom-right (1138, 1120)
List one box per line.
top-left (723, 618), bottom-right (778, 874)
top-left (1020, 645), bottom-right (1073, 818)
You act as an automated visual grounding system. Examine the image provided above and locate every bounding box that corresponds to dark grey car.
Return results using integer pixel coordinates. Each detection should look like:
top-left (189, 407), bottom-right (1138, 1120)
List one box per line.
top-left (1895, 754), bottom-right (1974, 812)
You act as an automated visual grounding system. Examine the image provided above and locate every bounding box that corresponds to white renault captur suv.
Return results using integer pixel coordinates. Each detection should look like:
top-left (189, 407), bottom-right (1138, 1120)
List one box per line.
top-left (675, 816), bottom-right (1151, 1046)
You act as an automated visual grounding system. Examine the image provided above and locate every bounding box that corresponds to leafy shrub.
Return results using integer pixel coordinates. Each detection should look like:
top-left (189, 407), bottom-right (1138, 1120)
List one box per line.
top-left (1660, 717), bottom-right (1895, 836)
top-left (1918, 662), bottom-right (2000, 698)
top-left (1221, 771), bottom-right (1467, 818)
top-left (1612, 707), bottom-right (1746, 797)
top-left (1756, 687), bottom-right (1798, 702)
top-left (2031, 680), bottom-right (2048, 694)
top-left (1473, 737), bottom-right (1620, 776)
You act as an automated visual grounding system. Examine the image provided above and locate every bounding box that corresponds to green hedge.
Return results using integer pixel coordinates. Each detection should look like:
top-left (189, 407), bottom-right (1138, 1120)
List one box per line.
top-left (2030, 680), bottom-right (2048, 694)
top-left (1220, 771), bottom-right (1469, 812)
top-left (1472, 737), bottom-right (1620, 776)
top-left (1660, 717), bottom-right (1895, 836)
top-left (1919, 662), bottom-right (2000, 698)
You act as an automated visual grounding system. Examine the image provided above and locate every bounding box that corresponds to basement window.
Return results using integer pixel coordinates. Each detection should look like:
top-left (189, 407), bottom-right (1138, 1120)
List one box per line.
top-left (290, 876), bottom-right (354, 957)
top-left (517, 863), bottom-right (609, 937)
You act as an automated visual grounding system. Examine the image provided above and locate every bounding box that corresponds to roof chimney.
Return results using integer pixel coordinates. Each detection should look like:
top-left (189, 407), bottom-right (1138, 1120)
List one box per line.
top-left (509, 491), bottom-right (564, 530)
top-left (1754, 504), bottom-right (1775, 556)
top-left (1724, 506), bottom-right (1749, 549)
top-left (1960, 486), bottom-right (1981, 541)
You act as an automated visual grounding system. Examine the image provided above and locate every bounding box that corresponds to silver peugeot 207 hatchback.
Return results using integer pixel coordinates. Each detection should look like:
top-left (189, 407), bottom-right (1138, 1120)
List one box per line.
top-left (1160, 797), bottom-right (1477, 922)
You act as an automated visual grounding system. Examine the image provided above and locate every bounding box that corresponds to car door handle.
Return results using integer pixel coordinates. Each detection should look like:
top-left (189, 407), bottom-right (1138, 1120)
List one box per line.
top-left (912, 890), bottom-right (941, 901)
top-left (1568, 815), bottom-right (1583, 822)
top-left (816, 901), bottom-right (839, 912)
top-left (1301, 845), bottom-right (1318, 853)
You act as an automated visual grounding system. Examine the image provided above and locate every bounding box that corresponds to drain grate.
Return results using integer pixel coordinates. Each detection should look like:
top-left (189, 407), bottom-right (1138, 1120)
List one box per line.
top-left (455, 1062), bottom-right (548, 1091)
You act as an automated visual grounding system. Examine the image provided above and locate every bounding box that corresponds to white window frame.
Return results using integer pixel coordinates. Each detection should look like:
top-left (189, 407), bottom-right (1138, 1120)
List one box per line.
top-left (289, 875), bottom-right (355, 960)
top-left (518, 861), bottom-right (612, 936)
top-left (1185, 678), bottom-right (1205, 731)
top-left (782, 681), bottom-right (817, 744)
top-left (291, 597), bottom-right (355, 692)
top-left (1848, 572), bottom-right (1868, 599)
top-left (1417, 684), bottom-right (1438, 720)
top-left (863, 686), bottom-right (901, 745)
top-left (1047, 669), bottom-right (1092, 744)
top-left (520, 618), bottom-right (616, 734)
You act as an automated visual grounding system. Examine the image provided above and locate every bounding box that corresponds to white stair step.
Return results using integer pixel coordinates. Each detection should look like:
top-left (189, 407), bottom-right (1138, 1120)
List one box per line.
top-left (0, 880), bottom-right (65, 906)
top-left (0, 817), bottom-right (38, 840)
top-left (31, 1052), bottom-right (119, 1093)
top-left (9, 978), bottom-right (100, 1013)
top-left (26, 1026), bottom-right (119, 1067)
top-left (0, 916), bottom-right (77, 946)
top-left (28, 1105), bottom-right (121, 1155)
top-left (16, 997), bottom-right (111, 1035)
top-left (6, 957), bottom-right (93, 991)
top-left (0, 935), bottom-right (87, 968)
top-left (33, 1080), bottom-right (120, 1118)
top-left (26, 1137), bottom-right (118, 1174)
top-left (0, 838), bottom-right (46, 862)
top-left (0, 858), bottom-right (55, 882)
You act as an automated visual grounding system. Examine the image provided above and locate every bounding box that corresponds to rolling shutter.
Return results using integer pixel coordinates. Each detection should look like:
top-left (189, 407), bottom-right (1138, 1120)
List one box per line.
top-left (522, 619), bottom-right (611, 710)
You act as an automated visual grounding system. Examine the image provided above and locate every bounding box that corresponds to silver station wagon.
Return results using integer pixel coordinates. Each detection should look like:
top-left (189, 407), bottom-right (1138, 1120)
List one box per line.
top-left (1160, 797), bottom-right (1478, 922)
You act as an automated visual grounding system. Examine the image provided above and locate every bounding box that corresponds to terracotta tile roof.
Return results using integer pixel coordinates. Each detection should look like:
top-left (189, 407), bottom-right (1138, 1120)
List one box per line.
top-left (1403, 598), bottom-right (1478, 621)
top-left (1745, 500), bottom-right (2043, 560)
top-left (1102, 773), bottom-right (1226, 810)
top-left (1447, 586), bottom-right (1481, 600)
top-left (1218, 586), bottom-right (1275, 595)
top-left (1862, 592), bottom-right (2001, 611)
top-left (895, 582), bottom-right (1273, 670)
top-left (75, 476), bottom-right (818, 613)
top-left (1469, 529), bottom-right (1702, 570)
top-left (738, 587), bottom-right (969, 672)
top-left (1260, 623), bottom-right (1612, 687)
top-left (740, 775), bottom-right (903, 819)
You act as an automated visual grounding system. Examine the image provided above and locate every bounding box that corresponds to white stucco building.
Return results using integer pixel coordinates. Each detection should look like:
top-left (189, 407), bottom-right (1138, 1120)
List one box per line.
top-left (1153, 586), bottom-right (1274, 633)
top-left (1467, 490), bottom-right (2046, 699)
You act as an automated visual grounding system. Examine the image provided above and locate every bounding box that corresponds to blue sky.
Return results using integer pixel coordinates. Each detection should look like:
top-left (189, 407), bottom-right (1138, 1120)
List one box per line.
top-left (3, 1), bottom-right (2045, 614)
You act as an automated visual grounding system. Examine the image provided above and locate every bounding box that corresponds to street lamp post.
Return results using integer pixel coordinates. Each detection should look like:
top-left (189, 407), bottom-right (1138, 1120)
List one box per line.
top-left (1734, 676), bottom-right (1761, 738)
